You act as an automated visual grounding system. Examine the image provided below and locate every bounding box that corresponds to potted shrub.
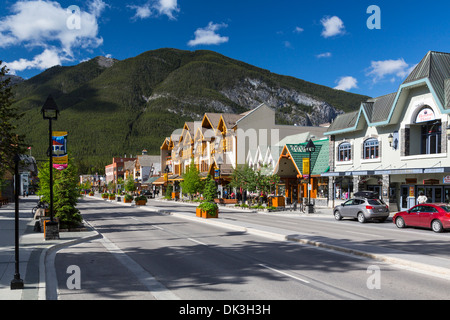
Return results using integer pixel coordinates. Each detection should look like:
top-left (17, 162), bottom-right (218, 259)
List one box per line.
top-left (102, 193), bottom-right (108, 199)
top-left (197, 175), bottom-right (219, 219)
top-left (198, 201), bottom-right (219, 219)
top-left (135, 195), bottom-right (147, 206)
top-left (108, 193), bottom-right (116, 200)
top-left (124, 194), bottom-right (133, 203)
top-left (89, 191), bottom-right (94, 196)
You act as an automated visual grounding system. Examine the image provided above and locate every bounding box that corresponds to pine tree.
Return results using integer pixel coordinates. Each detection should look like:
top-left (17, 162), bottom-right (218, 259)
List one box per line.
top-left (180, 159), bottom-right (202, 200)
top-left (37, 156), bottom-right (82, 228)
top-left (0, 63), bottom-right (24, 180)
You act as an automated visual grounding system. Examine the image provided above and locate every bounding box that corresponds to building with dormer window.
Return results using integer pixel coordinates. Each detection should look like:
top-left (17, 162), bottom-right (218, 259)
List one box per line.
top-left (324, 51), bottom-right (450, 211)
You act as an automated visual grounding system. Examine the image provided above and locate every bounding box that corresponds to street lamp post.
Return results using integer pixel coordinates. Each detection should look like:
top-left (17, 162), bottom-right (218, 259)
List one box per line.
top-left (305, 139), bottom-right (316, 214)
top-left (41, 95), bottom-right (60, 240)
top-left (10, 154), bottom-right (24, 290)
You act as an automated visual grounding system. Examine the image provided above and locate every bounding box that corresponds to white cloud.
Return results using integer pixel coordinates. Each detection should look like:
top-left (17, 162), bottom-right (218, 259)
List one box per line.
top-left (129, 3), bottom-right (152, 20)
top-left (334, 76), bottom-right (358, 91)
top-left (316, 52), bottom-right (332, 58)
top-left (188, 22), bottom-right (229, 47)
top-left (0, 0), bottom-right (106, 74)
top-left (5, 48), bottom-right (64, 74)
top-left (128, 0), bottom-right (179, 20)
top-left (294, 26), bottom-right (304, 33)
top-left (366, 58), bottom-right (415, 83)
top-left (156, 0), bottom-right (179, 19)
top-left (321, 16), bottom-right (345, 38)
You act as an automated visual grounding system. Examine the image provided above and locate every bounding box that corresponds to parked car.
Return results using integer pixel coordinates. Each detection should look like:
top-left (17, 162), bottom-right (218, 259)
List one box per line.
top-left (353, 190), bottom-right (380, 199)
top-left (334, 197), bottom-right (390, 223)
top-left (393, 203), bottom-right (450, 233)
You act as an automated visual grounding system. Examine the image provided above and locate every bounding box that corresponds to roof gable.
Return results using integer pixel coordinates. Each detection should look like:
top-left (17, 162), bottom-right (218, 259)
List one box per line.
top-left (327, 51), bottom-right (450, 136)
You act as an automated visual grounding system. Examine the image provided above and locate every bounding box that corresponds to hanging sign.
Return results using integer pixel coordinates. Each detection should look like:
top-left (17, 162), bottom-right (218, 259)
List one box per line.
top-left (415, 107), bottom-right (435, 123)
top-left (302, 158), bottom-right (310, 176)
top-left (52, 131), bottom-right (68, 171)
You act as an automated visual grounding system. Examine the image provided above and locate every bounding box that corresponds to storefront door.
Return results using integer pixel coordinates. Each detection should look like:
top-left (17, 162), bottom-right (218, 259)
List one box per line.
top-left (424, 186), bottom-right (443, 203)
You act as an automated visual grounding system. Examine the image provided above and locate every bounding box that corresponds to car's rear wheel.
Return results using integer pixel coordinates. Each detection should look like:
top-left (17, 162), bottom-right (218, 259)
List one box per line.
top-left (334, 211), bottom-right (342, 221)
top-left (357, 212), bottom-right (366, 223)
top-left (395, 217), bottom-right (405, 229)
top-left (431, 220), bottom-right (444, 233)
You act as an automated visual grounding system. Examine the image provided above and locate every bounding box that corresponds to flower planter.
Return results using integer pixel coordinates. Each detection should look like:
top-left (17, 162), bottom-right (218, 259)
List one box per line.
top-left (172, 192), bottom-right (180, 200)
top-left (135, 200), bottom-right (147, 206)
top-left (108, 196), bottom-right (115, 201)
top-left (201, 209), bottom-right (219, 219)
top-left (196, 208), bottom-right (202, 217)
top-left (102, 195), bottom-right (108, 200)
top-left (124, 199), bottom-right (132, 203)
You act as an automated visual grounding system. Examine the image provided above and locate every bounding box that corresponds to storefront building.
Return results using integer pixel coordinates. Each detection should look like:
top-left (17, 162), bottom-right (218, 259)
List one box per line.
top-left (274, 138), bottom-right (330, 207)
top-left (324, 51), bottom-right (450, 211)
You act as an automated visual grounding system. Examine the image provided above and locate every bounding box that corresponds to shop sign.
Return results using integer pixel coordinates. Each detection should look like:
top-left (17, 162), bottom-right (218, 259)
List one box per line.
top-left (443, 176), bottom-right (450, 184)
top-left (416, 107), bottom-right (435, 123)
top-left (302, 158), bottom-right (310, 175)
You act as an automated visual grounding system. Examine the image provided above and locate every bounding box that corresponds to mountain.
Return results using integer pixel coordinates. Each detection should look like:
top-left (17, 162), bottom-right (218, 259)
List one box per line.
top-left (11, 48), bottom-right (370, 173)
top-left (1, 75), bottom-right (25, 86)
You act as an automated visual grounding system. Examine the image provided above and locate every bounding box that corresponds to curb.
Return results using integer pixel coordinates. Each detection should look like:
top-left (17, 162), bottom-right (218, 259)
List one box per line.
top-left (38, 222), bottom-right (101, 300)
top-left (285, 235), bottom-right (450, 279)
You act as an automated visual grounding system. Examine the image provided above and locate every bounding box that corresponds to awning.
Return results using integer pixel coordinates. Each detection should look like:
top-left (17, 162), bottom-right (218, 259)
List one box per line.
top-left (152, 176), bottom-right (166, 185)
top-left (169, 174), bottom-right (184, 182)
top-left (141, 176), bottom-right (160, 185)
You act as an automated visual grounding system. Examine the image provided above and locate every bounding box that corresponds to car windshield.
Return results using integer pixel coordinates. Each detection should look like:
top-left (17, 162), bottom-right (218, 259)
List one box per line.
top-left (367, 199), bottom-right (383, 205)
top-left (439, 205), bottom-right (450, 212)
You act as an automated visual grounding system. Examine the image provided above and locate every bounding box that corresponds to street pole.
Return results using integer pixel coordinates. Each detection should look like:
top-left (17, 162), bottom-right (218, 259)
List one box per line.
top-left (11, 154), bottom-right (24, 290)
top-left (308, 149), bottom-right (312, 213)
top-left (49, 118), bottom-right (54, 223)
top-left (41, 94), bottom-right (60, 240)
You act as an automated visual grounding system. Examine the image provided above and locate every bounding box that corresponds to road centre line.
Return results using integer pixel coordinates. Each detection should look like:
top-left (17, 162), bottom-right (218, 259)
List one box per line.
top-left (259, 264), bottom-right (310, 284)
top-left (188, 238), bottom-right (207, 246)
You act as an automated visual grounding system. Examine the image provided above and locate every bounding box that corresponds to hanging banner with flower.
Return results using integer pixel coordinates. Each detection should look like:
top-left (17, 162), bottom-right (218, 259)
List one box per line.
top-left (52, 131), bottom-right (68, 171)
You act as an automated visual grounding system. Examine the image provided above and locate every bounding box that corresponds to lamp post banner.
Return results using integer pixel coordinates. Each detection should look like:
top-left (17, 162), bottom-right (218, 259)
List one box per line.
top-left (52, 131), bottom-right (68, 171)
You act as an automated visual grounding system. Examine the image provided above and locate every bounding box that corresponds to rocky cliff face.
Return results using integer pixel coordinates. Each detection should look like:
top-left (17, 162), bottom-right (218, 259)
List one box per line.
top-left (219, 78), bottom-right (343, 126)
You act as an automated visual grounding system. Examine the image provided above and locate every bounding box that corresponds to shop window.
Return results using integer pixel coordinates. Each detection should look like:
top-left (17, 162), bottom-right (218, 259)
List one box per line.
top-left (421, 121), bottom-right (441, 154)
top-left (338, 142), bottom-right (352, 162)
top-left (363, 138), bottom-right (379, 159)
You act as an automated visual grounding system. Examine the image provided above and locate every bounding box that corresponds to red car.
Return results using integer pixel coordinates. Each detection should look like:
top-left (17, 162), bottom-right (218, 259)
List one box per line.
top-left (393, 203), bottom-right (450, 233)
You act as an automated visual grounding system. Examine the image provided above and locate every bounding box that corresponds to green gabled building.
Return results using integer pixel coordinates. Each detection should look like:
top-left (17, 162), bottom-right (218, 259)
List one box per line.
top-left (274, 138), bottom-right (330, 206)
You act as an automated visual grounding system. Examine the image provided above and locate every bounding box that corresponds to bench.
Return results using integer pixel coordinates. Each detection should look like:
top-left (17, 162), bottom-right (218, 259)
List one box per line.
top-left (214, 199), bottom-right (238, 205)
top-left (0, 197), bottom-right (9, 207)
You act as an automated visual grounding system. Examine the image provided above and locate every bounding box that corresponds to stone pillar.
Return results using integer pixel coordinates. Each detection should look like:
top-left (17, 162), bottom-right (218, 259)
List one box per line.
top-left (382, 174), bottom-right (390, 203)
top-left (352, 176), bottom-right (359, 195)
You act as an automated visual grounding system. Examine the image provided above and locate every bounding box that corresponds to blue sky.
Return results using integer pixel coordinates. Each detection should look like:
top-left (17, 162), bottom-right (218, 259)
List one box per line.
top-left (0, 0), bottom-right (449, 98)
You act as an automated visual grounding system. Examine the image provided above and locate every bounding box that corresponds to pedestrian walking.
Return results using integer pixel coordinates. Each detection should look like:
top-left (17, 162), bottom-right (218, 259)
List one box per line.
top-left (417, 192), bottom-right (428, 204)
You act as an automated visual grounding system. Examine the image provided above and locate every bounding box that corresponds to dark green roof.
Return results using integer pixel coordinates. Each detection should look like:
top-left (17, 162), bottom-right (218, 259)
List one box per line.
top-left (286, 139), bottom-right (329, 175)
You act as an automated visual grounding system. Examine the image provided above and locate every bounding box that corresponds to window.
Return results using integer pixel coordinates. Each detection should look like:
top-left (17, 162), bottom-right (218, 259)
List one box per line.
top-left (363, 138), bottom-right (379, 159)
top-left (338, 143), bottom-right (352, 162)
top-left (421, 121), bottom-right (441, 154)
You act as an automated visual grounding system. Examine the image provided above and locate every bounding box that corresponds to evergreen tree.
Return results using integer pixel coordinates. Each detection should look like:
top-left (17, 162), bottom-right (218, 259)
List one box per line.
top-left (37, 156), bottom-right (82, 228)
top-left (180, 159), bottom-right (202, 199)
top-left (0, 63), bottom-right (24, 180)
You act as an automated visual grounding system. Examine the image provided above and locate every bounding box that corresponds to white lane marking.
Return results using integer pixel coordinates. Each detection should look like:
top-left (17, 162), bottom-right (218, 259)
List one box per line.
top-left (100, 236), bottom-right (179, 300)
top-left (259, 264), bottom-right (310, 284)
top-left (187, 238), bottom-right (207, 246)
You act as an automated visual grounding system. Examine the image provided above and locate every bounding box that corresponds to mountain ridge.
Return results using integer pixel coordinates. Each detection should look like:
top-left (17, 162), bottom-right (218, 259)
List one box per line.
top-left (11, 48), bottom-right (370, 173)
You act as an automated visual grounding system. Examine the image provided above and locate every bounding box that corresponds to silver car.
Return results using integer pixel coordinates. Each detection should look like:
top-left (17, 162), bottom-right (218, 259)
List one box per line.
top-left (333, 197), bottom-right (390, 223)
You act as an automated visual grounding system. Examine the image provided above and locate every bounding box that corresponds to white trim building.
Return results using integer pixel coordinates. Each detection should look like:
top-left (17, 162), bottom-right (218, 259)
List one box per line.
top-left (324, 51), bottom-right (450, 211)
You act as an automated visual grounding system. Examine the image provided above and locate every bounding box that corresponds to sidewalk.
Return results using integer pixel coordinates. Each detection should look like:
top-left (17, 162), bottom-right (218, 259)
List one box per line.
top-left (0, 196), bottom-right (99, 300)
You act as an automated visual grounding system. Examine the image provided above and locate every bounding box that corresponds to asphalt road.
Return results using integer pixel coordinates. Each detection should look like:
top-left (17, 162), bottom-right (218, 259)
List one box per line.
top-left (53, 198), bottom-right (450, 300)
